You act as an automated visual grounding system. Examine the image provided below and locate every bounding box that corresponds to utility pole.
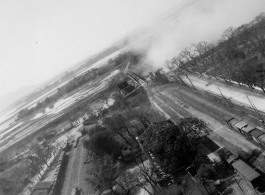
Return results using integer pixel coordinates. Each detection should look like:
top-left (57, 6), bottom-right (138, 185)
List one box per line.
top-left (233, 174), bottom-right (245, 195)
top-left (246, 96), bottom-right (265, 126)
top-left (217, 87), bottom-right (235, 108)
top-left (185, 74), bottom-right (196, 90)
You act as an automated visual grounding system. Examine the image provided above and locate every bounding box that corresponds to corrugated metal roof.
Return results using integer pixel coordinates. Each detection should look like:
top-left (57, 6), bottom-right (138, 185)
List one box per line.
top-left (242, 125), bottom-right (256, 133)
top-left (250, 129), bottom-right (264, 138)
top-left (234, 121), bottom-right (248, 129)
top-left (232, 159), bottom-right (260, 181)
top-left (207, 153), bottom-right (221, 163)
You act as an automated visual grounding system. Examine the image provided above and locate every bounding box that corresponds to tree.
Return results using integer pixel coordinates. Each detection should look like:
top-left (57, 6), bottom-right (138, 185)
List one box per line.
top-left (148, 69), bottom-right (170, 84)
top-left (109, 92), bottom-right (130, 112)
top-left (178, 117), bottom-right (207, 136)
top-left (193, 42), bottom-right (211, 72)
top-left (180, 47), bottom-right (203, 76)
top-left (27, 142), bottom-right (55, 172)
top-left (83, 128), bottom-right (122, 159)
top-left (115, 171), bottom-right (138, 195)
top-left (103, 114), bottom-right (139, 147)
top-left (155, 118), bottom-right (206, 177)
top-left (168, 12), bottom-right (265, 93)
top-left (254, 62), bottom-right (265, 93)
top-left (86, 155), bottom-right (120, 194)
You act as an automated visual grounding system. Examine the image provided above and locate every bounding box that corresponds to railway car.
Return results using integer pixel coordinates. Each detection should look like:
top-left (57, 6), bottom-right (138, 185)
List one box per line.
top-left (241, 125), bottom-right (256, 138)
top-left (249, 128), bottom-right (264, 143)
top-left (258, 134), bottom-right (265, 150)
top-left (224, 115), bottom-right (265, 150)
top-left (233, 120), bottom-right (248, 133)
top-left (228, 118), bottom-right (240, 129)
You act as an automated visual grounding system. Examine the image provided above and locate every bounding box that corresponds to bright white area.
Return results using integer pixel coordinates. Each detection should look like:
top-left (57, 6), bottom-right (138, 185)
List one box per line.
top-left (138, 188), bottom-right (152, 195)
top-left (182, 75), bottom-right (265, 112)
top-left (32, 112), bottom-right (44, 119)
top-left (102, 98), bottom-right (115, 109)
top-left (107, 98), bottom-right (115, 106)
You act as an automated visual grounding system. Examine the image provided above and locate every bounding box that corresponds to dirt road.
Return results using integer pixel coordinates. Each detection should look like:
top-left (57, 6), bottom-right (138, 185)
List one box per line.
top-left (60, 138), bottom-right (94, 195)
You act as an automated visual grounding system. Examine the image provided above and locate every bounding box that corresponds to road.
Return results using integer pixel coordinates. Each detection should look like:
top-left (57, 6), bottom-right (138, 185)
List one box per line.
top-left (145, 83), bottom-right (265, 173)
top-left (61, 137), bottom-right (94, 195)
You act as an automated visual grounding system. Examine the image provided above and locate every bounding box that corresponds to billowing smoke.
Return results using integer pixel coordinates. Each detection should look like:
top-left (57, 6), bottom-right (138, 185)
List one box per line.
top-left (127, 0), bottom-right (265, 73)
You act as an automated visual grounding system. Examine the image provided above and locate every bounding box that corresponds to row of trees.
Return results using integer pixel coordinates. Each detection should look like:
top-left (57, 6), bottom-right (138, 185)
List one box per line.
top-left (167, 13), bottom-right (265, 92)
top-left (148, 69), bottom-right (170, 84)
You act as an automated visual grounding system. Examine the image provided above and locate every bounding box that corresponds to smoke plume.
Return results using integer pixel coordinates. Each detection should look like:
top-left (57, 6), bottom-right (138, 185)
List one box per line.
top-left (127, 0), bottom-right (265, 73)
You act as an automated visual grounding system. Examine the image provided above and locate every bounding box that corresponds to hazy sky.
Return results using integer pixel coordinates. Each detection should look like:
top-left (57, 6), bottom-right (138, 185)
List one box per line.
top-left (0, 0), bottom-right (182, 97)
top-left (1, 0), bottom-right (265, 98)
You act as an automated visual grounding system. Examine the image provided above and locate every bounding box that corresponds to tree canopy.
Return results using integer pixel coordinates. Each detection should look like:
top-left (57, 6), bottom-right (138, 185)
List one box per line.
top-left (154, 118), bottom-right (206, 177)
top-left (83, 127), bottom-right (122, 159)
top-left (168, 13), bottom-right (265, 92)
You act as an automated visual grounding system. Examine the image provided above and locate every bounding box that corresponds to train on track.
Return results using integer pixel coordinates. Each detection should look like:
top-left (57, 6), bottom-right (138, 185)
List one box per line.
top-left (224, 115), bottom-right (265, 150)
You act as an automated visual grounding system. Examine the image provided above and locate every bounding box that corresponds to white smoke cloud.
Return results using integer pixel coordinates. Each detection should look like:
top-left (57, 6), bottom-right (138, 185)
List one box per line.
top-left (129, 0), bottom-right (265, 72)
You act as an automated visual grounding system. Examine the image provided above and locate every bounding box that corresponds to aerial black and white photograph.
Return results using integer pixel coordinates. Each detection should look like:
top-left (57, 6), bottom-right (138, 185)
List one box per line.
top-left (1, 0), bottom-right (265, 195)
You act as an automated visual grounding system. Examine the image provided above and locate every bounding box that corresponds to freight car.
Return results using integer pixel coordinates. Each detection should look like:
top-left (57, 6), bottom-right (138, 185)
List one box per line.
top-left (224, 116), bottom-right (265, 149)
